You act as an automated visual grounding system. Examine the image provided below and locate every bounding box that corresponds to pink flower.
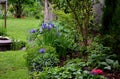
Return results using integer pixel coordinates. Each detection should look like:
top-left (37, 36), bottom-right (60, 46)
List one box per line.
top-left (90, 69), bottom-right (103, 75)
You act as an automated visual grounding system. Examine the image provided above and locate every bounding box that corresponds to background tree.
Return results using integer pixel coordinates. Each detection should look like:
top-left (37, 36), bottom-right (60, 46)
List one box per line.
top-left (51, 0), bottom-right (93, 50)
top-left (8, 0), bottom-right (34, 18)
top-left (44, 0), bottom-right (57, 22)
top-left (101, 0), bottom-right (120, 62)
top-left (49, 0), bottom-right (93, 58)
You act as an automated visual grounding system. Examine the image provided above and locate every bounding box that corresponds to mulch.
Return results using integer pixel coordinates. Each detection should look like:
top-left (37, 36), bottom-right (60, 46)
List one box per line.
top-left (104, 71), bottom-right (120, 79)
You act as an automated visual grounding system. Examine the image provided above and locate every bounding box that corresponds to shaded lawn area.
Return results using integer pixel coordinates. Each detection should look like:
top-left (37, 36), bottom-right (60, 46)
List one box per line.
top-left (0, 51), bottom-right (29, 79)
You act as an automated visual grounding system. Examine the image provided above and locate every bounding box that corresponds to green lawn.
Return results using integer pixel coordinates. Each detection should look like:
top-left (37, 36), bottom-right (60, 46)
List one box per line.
top-left (0, 18), bottom-right (40, 79)
top-left (0, 51), bottom-right (29, 79)
top-left (0, 18), bottom-right (40, 42)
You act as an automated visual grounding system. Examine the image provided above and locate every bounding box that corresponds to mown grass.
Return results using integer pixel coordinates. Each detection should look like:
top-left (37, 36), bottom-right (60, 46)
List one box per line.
top-left (0, 17), bottom-right (40, 42)
top-left (0, 17), bottom-right (41, 79)
top-left (0, 51), bottom-right (29, 79)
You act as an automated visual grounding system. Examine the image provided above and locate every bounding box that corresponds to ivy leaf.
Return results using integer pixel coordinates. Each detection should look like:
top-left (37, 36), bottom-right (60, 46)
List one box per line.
top-left (106, 59), bottom-right (114, 65)
top-left (100, 62), bottom-right (108, 66)
top-left (104, 66), bottom-right (111, 70)
top-left (113, 60), bottom-right (119, 69)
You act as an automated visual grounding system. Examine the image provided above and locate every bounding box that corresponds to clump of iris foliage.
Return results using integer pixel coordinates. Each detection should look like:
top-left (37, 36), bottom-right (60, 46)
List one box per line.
top-left (26, 22), bottom-right (109, 79)
top-left (27, 22), bottom-right (78, 71)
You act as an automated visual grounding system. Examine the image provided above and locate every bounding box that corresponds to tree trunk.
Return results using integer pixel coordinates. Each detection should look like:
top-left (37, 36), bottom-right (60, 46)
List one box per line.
top-left (44, 0), bottom-right (56, 23)
top-left (44, 0), bottom-right (49, 22)
top-left (14, 4), bottom-right (22, 18)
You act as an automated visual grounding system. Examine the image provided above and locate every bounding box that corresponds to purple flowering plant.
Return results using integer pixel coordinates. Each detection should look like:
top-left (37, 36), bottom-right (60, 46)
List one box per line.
top-left (30, 29), bottom-right (36, 33)
top-left (41, 22), bottom-right (54, 31)
top-left (39, 48), bottom-right (45, 53)
top-left (42, 23), bottom-right (47, 29)
top-left (30, 29), bottom-right (38, 33)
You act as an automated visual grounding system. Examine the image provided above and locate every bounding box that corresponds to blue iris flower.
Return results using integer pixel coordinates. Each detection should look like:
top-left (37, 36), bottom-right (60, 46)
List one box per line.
top-left (41, 23), bottom-right (55, 31)
top-left (30, 29), bottom-right (36, 33)
top-left (48, 25), bottom-right (52, 30)
top-left (42, 23), bottom-right (47, 29)
top-left (39, 48), bottom-right (45, 53)
top-left (48, 22), bottom-right (54, 28)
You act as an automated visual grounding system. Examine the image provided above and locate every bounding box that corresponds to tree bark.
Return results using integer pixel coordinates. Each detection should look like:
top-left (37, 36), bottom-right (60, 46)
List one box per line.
top-left (44, 0), bottom-right (57, 23)
top-left (44, 0), bottom-right (49, 22)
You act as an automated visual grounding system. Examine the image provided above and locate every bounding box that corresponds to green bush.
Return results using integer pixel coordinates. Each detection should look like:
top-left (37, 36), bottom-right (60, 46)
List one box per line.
top-left (26, 45), bottom-right (59, 72)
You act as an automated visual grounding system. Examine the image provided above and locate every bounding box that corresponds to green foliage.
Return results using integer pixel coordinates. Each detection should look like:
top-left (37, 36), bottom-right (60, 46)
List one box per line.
top-left (8, 4), bottom-right (14, 15)
top-left (34, 22), bottom-right (78, 57)
top-left (26, 46), bottom-right (40, 66)
top-left (37, 59), bottom-right (106, 79)
top-left (0, 6), bottom-right (4, 19)
top-left (51, 0), bottom-right (94, 47)
top-left (53, 10), bottom-right (75, 30)
top-left (36, 28), bottom-right (57, 46)
top-left (26, 45), bottom-right (59, 72)
top-left (8, 0), bottom-right (35, 18)
top-left (23, 1), bottom-right (44, 19)
top-left (101, 0), bottom-right (120, 63)
top-left (11, 39), bottom-right (26, 50)
top-left (87, 42), bottom-right (120, 71)
top-left (31, 51), bottom-right (59, 72)
top-left (28, 29), bottom-right (39, 42)
top-left (0, 14), bottom-right (4, 19)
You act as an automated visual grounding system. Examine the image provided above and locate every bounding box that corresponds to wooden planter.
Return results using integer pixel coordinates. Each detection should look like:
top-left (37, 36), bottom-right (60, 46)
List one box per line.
top-left (0, 36), bottom-right (12, 51)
